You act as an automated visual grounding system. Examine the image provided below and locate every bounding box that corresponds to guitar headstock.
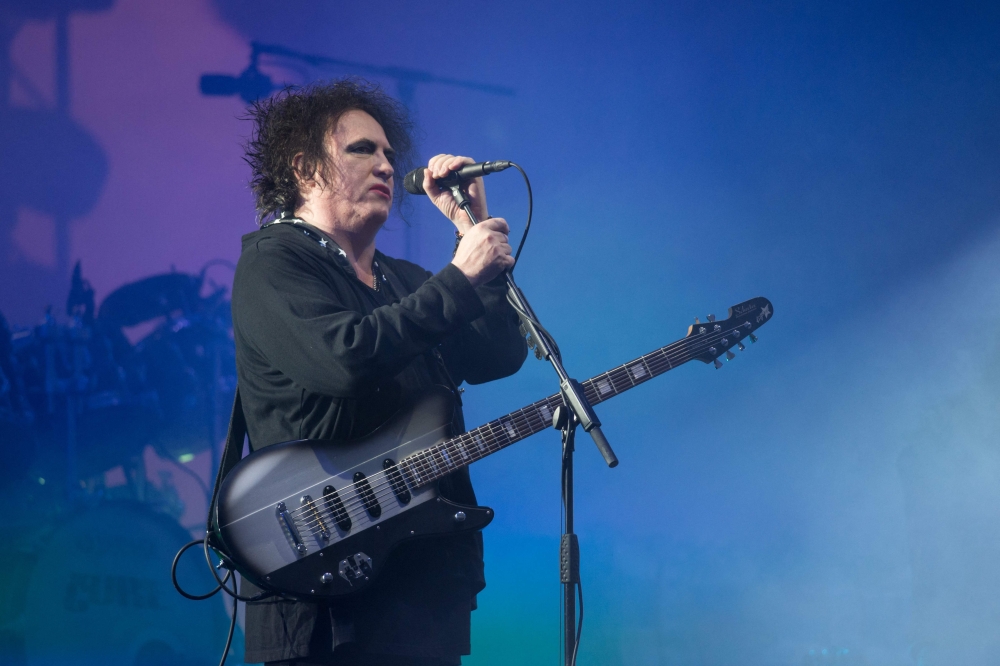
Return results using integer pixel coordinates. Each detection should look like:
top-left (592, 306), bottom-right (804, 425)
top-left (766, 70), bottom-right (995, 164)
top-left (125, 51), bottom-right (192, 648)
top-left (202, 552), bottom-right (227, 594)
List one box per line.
top-left (686, 297), bottom-right (773, 368)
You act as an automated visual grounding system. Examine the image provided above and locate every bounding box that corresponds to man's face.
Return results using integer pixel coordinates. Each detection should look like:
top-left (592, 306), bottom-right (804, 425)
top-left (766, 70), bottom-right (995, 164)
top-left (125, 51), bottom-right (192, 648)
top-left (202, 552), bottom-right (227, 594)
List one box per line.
top-left (305, 109), bottom-right (395, 231)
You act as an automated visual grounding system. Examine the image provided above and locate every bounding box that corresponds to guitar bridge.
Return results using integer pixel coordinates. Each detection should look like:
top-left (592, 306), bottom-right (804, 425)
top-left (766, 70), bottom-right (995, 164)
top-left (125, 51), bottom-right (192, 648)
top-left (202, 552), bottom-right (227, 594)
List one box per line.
top-left (300, 495), bottom-right (329, 542)
top-left (276, 501), bottom-right (306, 555)
top-left (338, 552), bottom-right (373, 586)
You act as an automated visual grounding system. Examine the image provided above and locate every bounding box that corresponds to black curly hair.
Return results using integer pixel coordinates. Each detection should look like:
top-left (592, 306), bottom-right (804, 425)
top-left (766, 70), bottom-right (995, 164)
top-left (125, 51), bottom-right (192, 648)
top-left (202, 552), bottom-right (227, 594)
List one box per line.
top-left (244, 78), bottom-right (415, 223)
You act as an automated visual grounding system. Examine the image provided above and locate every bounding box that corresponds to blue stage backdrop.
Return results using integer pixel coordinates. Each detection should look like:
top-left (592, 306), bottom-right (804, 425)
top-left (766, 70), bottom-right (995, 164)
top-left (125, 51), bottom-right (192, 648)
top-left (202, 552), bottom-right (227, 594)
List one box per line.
top-left (1, 1), bottom-right (998, 664)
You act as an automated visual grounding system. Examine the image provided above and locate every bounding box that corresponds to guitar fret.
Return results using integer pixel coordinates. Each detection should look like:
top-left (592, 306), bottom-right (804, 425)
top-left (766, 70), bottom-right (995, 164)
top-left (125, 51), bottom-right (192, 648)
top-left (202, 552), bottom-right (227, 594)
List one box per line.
top-left (537, 401), bottom-right (553, 427)
top-left (485, 422), bottom-right (508, 449)
top-left (417, 450), bottom-right (436, 477)
top-left (406, 455), bottom-right (426, 485)
top-left (524, 405), bottom-right (542, 431)
top-left (472, 431), bottom-right (488, 454)
top-left (455, 435), bottom-right (471, 461)
top-left (426, 447), bottom-right (447, 483)
top-left (645, 349), bottom-right (671, 375)
top-left (609, 366), bottom-right (632, 391)
top-left (400, 459), bottom-right (417, 485)
top-left (595, 376), bottom-right (614, 397)
top-left (438, 446), bottom-right (453, 470)
top-left (500, 417), bottom-right (519, 440)
top-left (628, 358), bottom-right (651, 381)
top-left (521, 408), bottom-right (552, 434)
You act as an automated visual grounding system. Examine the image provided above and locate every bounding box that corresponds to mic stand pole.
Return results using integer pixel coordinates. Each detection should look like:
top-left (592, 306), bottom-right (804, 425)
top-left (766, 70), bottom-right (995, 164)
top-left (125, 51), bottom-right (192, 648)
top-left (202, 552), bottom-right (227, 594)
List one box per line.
top-left (554, 405), bottom-right (580, 666)
top-left (447, 184), bottom-right (617, 666)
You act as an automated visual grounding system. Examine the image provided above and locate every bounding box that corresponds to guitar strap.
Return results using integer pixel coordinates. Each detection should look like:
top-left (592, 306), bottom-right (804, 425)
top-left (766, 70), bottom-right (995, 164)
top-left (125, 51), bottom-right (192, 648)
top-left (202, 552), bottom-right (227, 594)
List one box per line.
top-left (206, 387), bottom-right (248, 542)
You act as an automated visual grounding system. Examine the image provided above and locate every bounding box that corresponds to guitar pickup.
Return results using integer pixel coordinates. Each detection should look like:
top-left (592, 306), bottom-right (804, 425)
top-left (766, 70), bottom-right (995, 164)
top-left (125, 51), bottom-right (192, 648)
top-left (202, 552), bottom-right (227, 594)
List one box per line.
top-left (323, 485), bottom-right (352, 532)
top-left (353, 472), bottom-right (381, 518)
top-left (338, 552), bottom-right (373, 586)
top-left (383, 459), bottom-right (411, 505)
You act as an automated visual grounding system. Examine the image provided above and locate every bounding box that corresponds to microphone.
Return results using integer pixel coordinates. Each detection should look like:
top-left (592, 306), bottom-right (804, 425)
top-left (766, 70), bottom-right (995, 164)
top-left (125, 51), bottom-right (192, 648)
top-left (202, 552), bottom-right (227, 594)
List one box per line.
top-left (403, 161), bottom-right (512, 195)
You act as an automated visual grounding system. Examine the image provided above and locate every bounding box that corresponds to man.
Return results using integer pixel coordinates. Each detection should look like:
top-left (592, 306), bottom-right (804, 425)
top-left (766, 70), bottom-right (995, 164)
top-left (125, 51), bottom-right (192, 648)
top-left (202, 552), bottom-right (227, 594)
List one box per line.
top-left (231, 79), bottom-right (527, 666)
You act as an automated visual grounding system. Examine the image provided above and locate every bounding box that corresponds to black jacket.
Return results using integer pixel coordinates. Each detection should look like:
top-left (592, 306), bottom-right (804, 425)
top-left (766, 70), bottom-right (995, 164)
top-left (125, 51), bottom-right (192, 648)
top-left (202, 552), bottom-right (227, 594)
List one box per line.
top-left (231, 221), bottom-right (526, 662)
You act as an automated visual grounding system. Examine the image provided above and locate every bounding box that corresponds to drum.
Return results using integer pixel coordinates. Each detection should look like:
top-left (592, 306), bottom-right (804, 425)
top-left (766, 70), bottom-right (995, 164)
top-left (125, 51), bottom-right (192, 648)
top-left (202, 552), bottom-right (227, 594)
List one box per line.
top-left (11, 321), bottom-right (157, 480)
top-left (0, 502), bottom-right (233, 665)
top-left (100, 272), bottom-right (236, 461)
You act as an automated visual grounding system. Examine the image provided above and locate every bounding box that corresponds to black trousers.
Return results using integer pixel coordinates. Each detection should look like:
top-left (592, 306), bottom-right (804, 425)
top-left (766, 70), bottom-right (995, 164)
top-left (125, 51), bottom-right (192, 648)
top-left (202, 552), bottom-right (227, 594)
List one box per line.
top-left (261, 609), bottom-right (462, 666)
top-left (264, 641), bottom-right (461, 666)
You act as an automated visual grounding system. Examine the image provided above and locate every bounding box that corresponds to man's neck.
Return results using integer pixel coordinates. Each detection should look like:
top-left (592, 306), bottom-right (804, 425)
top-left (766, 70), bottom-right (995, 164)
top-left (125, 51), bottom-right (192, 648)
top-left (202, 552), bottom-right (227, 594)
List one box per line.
top-left (294, 206), bottom-right (380, 280)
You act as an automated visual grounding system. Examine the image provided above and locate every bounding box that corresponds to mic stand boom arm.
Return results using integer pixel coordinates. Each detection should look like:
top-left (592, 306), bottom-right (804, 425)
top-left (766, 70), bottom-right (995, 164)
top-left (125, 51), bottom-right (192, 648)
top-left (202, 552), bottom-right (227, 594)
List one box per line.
top-left (447, 184), bottom-right (618, 468)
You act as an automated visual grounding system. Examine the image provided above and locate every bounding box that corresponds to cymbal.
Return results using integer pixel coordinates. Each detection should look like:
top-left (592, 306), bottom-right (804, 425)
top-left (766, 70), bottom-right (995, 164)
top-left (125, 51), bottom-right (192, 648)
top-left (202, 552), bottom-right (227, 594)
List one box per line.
top-left (97, 273), bottom-right (202, 328)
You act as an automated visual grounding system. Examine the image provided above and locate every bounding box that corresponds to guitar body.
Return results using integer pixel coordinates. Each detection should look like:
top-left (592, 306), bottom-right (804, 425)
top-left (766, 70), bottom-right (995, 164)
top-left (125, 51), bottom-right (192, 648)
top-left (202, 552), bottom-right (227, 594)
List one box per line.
top-left (214, 386), bottom-right (493, 600)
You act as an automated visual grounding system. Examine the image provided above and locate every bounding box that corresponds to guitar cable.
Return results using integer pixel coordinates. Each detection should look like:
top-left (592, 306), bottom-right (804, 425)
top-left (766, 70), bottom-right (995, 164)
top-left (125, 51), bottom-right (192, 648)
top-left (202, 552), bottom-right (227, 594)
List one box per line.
top-left (171, 535), bottom-right (276, 666)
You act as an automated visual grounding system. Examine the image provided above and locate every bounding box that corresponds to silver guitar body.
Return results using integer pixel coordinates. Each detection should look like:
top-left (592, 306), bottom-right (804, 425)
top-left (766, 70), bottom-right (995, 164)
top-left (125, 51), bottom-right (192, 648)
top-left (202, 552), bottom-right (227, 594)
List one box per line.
top-left (213, 387), bottom-right (492, 600)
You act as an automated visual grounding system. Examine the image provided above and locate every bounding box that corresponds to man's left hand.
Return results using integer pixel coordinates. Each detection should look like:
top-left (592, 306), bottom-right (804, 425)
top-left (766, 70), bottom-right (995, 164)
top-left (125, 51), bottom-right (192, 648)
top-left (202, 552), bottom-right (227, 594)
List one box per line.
top-left (422, 154), bottom-right (489, 234)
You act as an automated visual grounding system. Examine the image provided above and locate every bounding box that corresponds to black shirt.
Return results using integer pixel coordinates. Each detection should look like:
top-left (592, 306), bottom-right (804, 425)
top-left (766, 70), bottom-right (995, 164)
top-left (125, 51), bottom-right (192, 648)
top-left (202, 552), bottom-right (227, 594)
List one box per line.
top-left (231, 220), bottom-right (527, 662)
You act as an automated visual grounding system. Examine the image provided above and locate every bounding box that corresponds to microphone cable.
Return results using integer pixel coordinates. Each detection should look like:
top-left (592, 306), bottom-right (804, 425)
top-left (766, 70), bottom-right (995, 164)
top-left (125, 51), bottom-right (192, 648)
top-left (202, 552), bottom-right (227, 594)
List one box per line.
top-left (507, 162), bottom-right (532, 266)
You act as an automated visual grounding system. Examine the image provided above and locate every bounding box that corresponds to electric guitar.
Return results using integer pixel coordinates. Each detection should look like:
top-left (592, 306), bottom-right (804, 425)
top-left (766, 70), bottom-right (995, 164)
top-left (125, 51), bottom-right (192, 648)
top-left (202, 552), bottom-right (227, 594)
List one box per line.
top-left (213, 297), bottom-right (773, 599)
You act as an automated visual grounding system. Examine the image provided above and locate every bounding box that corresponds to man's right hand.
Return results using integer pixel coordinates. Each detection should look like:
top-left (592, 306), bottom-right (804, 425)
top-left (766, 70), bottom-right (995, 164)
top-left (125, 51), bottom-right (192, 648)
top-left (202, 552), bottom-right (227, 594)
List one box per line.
top-left (451, 217), bottom-right (515, 288)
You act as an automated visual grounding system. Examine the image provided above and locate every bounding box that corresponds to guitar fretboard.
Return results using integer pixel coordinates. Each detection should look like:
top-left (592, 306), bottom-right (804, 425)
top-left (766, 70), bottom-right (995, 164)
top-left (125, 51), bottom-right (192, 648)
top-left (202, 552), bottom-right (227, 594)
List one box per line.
top-left (397, 314), bottom-right (757, 488)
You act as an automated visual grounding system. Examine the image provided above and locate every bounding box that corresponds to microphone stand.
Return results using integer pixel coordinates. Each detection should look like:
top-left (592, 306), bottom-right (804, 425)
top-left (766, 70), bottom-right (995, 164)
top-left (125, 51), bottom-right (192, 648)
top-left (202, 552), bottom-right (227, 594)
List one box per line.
top-left (446, 184), bottom-right (618, 666)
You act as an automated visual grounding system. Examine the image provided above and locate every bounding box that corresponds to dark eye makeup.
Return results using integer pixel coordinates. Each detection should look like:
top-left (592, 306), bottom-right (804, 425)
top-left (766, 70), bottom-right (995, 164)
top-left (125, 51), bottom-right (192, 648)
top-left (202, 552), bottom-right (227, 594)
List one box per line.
top-left (347, 139), bottom-right (395, 165)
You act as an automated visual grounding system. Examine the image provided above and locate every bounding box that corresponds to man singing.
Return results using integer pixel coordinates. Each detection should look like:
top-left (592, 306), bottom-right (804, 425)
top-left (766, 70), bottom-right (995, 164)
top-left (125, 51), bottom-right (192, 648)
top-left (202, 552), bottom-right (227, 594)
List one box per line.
top-left (231, 79), bottom-right (527, 665)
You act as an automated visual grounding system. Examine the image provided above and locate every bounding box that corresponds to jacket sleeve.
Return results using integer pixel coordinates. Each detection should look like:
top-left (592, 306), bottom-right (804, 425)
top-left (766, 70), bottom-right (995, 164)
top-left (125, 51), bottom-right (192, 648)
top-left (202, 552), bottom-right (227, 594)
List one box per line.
top-left (233, 240), bottom-right (487, 397)
top-left (438, 273), bottom-right (528, 386)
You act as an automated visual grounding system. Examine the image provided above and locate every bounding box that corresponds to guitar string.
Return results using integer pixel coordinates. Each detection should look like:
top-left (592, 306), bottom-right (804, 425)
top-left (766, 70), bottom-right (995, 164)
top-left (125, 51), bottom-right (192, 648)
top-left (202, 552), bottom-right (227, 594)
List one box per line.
top-left (285, 321), bottom-right (739, 529)
top-left (288, 321), bottom-right (755, 535)
top-left (286, 319), bottom-right (761, 533)
top-left (286, 322), bottom-right (758, 535)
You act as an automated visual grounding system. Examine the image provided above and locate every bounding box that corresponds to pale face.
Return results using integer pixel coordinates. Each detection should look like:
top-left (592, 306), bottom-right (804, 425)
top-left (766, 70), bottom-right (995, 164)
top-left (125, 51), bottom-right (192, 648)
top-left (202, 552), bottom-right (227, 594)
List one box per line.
top-left (299, 109), bottom-right (395, 234)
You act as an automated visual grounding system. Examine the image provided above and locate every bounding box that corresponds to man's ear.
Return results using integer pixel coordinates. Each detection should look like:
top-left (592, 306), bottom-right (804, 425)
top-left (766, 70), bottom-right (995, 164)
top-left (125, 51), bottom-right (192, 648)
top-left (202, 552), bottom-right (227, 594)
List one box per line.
top-left (291, 152), bottom-right (311, 190)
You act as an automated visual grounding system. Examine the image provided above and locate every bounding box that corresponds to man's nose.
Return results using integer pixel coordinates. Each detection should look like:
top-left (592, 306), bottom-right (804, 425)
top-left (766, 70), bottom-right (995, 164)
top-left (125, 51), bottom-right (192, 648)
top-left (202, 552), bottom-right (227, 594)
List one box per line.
top-left (375, 153), bottom-right (394, 180)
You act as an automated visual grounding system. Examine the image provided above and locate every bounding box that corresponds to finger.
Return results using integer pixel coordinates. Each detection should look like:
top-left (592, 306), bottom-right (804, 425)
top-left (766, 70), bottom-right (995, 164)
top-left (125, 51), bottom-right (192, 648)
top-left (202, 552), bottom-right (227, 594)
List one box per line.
top-left (422, 168), bottom-right (441, 196)
top-left (429, 154), bottom-right (454, 179)
top-left (448, 155), bottom-right (475, 171)
top-left (482, 217), bottom-right (510, 234)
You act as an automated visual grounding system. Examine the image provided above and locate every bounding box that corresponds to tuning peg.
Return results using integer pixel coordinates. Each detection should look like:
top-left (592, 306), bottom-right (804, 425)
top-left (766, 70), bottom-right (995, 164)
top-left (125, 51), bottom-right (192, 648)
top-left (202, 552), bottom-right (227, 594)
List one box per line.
top-left (694, 317), bottom-right (700, 324)
top-left (737, 342), bottom-right (745, 351)
top-left (713, 359), bottom-right (723, 369)
top-left (749, 333), bottom-right (758, 343)
top-left (725, 350), bottom-right (735, 361)
top-left (706, 314), bottom-right (716, 322)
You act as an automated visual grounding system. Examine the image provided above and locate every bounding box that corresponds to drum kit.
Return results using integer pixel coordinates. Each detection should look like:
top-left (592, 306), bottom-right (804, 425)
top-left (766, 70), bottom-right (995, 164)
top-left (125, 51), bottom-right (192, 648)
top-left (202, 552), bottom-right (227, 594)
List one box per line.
top-left (0, 262), bottom-right (238, 665)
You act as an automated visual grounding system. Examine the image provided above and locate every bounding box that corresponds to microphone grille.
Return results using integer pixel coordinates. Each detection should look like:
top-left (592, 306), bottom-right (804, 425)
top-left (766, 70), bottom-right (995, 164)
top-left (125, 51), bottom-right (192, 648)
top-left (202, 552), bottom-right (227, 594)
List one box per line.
top-left (403, 167), bottom-right (427, 195)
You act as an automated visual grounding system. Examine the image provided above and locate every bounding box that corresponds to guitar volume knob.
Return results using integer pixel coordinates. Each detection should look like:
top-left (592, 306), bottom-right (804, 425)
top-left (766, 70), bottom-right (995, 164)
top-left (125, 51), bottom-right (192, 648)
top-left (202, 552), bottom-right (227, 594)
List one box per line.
top-left (321, 572), bottom-right (334, 585)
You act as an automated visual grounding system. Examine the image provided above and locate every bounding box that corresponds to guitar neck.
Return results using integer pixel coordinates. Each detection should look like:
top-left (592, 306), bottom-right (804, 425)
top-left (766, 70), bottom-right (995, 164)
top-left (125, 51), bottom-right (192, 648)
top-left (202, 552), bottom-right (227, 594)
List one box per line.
top-left (399, 328), bottom-right (722, 488)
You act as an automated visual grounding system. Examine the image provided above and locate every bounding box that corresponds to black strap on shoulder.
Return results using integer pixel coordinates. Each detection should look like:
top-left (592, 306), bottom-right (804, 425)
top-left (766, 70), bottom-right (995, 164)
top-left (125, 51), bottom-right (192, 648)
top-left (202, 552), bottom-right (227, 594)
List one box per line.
top-left (207, 388), bottom-right (249, 539)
